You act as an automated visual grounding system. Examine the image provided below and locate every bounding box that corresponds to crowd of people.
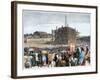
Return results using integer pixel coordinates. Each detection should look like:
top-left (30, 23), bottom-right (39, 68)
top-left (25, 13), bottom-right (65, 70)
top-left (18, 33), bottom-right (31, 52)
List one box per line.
top-left (24, 45), bottom-right (90, 68)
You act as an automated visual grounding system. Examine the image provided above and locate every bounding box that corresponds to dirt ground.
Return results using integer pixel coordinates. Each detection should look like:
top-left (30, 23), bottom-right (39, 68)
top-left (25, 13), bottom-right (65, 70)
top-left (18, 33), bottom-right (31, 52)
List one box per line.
top-left (24, 38), bottom-right (55, 48)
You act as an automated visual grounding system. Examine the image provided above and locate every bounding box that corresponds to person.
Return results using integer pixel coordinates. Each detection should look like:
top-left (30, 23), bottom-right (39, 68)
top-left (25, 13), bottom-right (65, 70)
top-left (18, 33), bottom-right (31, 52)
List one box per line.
top-left (45, 54), bottom-right (48, 66)
top-left (69, 54), bottom-right (77, 66)
top-left (51, 59), bottom-right (56, 67)
top-left (29, 51), bottom-right (36, 67)
top-left (79, 47), bottom-right (85, 65)
top-left (85, 46), bottom-right (90, 65)
top-left (42, 54), bottom-right (47, 66)
top-left (25, 59), bottom-right (31, 68)
top-left (74, 48), bottom-right (80, 65)
top-left (65, 53), bottom-right (69, 66)
top-left (60, 55), bottom-right (66, 67)
top-left (54, 54), bottom-right (58, 67)
top-left (35, 52), bottom-right (39, 66)
top-left (38, 52), bottom-right (42, 67)
top-left (48, 53), bottom-right (53, 67)
top-left (31, 55), bottom-right (36, 67)
top-left (24, 53), bottom-right (32, 68)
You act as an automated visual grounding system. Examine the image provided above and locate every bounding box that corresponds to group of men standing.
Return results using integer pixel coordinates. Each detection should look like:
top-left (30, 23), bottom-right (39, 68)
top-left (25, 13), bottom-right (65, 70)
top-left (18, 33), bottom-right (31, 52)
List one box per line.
top-left (24, 46), bottom-right (90, 68)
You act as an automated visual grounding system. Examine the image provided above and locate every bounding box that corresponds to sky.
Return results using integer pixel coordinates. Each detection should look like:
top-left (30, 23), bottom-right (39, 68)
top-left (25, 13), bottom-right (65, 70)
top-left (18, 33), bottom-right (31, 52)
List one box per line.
top-left (23, 10), bottom-right (90, 36)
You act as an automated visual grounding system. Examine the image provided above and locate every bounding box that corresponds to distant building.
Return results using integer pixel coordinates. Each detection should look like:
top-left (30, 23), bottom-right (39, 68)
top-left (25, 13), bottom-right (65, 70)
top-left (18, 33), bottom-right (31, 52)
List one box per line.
top-left (33, 31), bottom-right (52, 38)
top-left (53, 26), bottom-right (78, 46)
top-left (76, 36), bottom-right (90, 48)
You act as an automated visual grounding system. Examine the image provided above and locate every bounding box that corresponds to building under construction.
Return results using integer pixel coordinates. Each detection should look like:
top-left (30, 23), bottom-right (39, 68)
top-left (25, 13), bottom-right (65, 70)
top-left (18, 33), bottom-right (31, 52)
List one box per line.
top-left (53, 26), bottom-right (78, 46)
top-left (52, 15), bottom-right (78, 46)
